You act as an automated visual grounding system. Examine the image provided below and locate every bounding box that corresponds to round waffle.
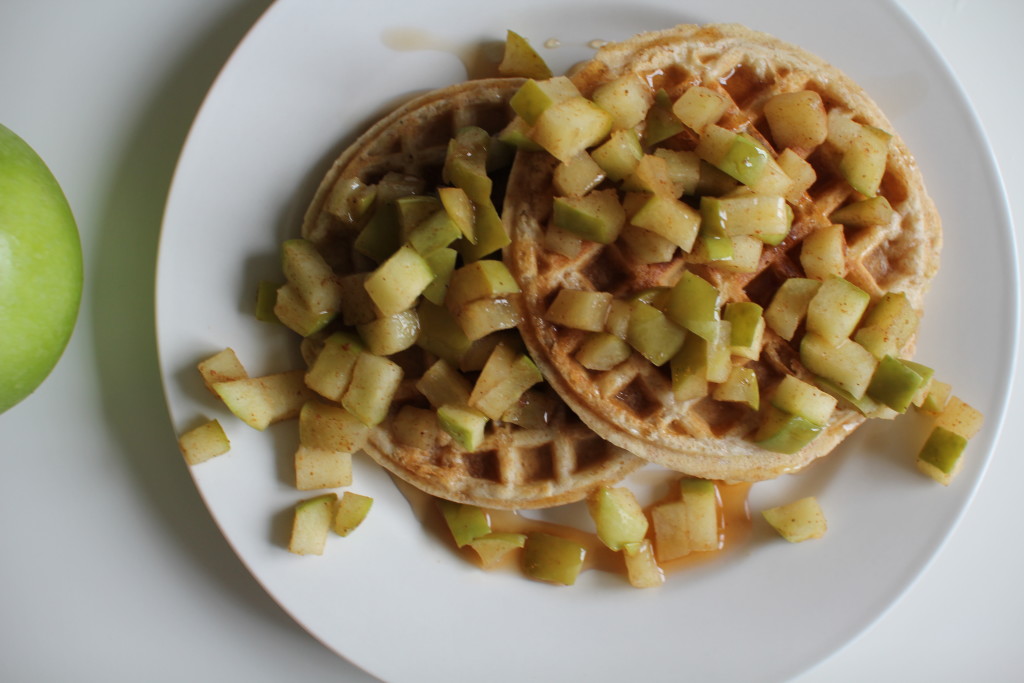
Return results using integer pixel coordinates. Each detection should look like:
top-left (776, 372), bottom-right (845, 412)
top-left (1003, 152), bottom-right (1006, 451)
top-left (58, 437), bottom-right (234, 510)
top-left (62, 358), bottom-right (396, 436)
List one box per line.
top-left (301, 78), bottom-right (642, 509)
top-left (503, 24), bottom-right (941, 481)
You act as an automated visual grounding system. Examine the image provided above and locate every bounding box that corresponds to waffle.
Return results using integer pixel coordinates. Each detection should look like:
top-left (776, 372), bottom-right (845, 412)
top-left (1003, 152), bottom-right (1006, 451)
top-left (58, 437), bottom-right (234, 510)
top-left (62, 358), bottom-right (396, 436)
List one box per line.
top-left (503, 24), bottom-right (942, 481)
top-left (301, 78), bottom-right (642, 509)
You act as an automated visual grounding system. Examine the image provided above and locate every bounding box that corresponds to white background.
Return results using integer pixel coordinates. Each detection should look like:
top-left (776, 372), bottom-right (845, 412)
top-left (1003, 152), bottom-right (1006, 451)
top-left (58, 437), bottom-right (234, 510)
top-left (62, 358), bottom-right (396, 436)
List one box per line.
top-left (0, 1), bottom-right (1020, 681)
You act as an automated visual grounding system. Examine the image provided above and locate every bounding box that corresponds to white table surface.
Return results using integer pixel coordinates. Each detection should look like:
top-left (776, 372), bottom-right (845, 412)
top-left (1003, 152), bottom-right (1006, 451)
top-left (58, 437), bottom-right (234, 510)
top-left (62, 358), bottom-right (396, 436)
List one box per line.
top-left (1, 1), bottom-right (1020, 681)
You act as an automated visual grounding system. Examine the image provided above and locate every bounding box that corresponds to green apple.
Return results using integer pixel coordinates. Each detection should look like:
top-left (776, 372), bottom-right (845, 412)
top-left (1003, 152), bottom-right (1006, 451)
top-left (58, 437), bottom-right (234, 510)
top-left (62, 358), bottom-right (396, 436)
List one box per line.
top-left (0, 124), bottom-right (83, 413)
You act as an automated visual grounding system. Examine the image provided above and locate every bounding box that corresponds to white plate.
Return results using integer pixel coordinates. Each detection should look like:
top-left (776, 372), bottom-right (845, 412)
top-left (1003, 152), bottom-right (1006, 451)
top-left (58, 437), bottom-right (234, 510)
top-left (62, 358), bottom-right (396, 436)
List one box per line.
top-left (156, 1), bottom-right (1018, 681)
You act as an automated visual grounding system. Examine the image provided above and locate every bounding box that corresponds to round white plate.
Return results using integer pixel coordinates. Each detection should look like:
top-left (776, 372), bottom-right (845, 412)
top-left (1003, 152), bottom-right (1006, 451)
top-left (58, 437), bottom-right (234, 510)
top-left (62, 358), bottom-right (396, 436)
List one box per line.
top-left (156, 1), bottom-right (1018, 681)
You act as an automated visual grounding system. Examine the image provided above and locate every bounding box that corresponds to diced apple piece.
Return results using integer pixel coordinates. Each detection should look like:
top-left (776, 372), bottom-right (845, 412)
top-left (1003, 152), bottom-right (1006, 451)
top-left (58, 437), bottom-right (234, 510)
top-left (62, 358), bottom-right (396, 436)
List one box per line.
top-left (704, 321), bottom-right (733, 384)
top-left (800, 333), bottom-right (878, 400)
top-left (627, 300), bottom-right (687, 366)
top-left (417, 359), bottom-right (473, 408)
top-left (718, 133), bottom-right (770, 187)
top-left (763, 90), bottom-right (828, 150)
top-left (553, 152), bottom-right (605, 197)
top-left (762, 496), bottom-right (827, 543)
top-left (667, 271), bottom-right (721, 342)
top-left (522, 532), bottom-right (586, 586)
top-left (437, 403), bottom-right (488, 451)
top-left (830, 196), bottom-right (896, 227)
top-left (288, 493), bottom-right (337, 556)
top-left (805, 275), bottom-right (870, 345)
top-left (305, 331), bottom-right (364, 402)
top-left (723, 301), bottom-right (764, 360)
top-left (840, 124), bottom-right (891, 197)
top-left (754, 405), bottom-right (823, 454)
top-left (697, 196), bottom-right (732, 260)
top-left (273, 283), bottom-right (335, 337)
top-left (341, 352), bottom-right (403, 426)
top-left (407, 209), bottom-right (461, 256)
top-left (935, 396), bottom-right (984, 440)
top-left (354, 201), bottom-right (400, 264)
top-left (438, 186), bottom-right (476, 243)
top-left (621, 154), bottom-right (675, 197)
top-left (718, 194), bottom-right (791, 245)
top-left (299, 400), bottom-right (370, 454)
top-left (552, 189), bottom-right (626, 244)
top-left (604, 298), bottom-right (632, 340)
top-left (356, 309), bottom-right (420, 356)
top-left (917, 379), bottom-right (952, 415)
top-left (294, 446), bottom-right (352, 491)
top-left (392, 405), bottom-right (440, 449)
top-left (364, 245), bottom-right (434, 316)
top-left (416, 300), bottom-right (473, 364)
top-left (331, 491), bottom-right (373, 536)
top-left (437, 499), bottom-right (492, 547)
top-left (213, 370), bottom-right (311, 431)
top-left (178, 419), bottom-right (230, 465)
top-left (532, 96), bottom-right (614, 163)
top-left (800, 223), bottom-right (846, 280)
top-left (776, 148), bottom-right (817, 203)
top-left (498, 30), bottom-right (552, 80)
top-left (853, 291), bottom-right (919, 359)
top-left (670, 334), bottom-right (709, 402)
top-left (680, 479), bottom-right (719, 552)
top-left (619, 225), bottom-right (678, 264)
top-left (591, 73), bottom-right (653, 130)
top-left (590, 128), bottom-right (644, 182)
top-left (544, 289), bottom-right (612, 332)
top-left (445, 259), bottom-right (520, 313)
top-left (916, 426), bottom-right (968, 485)
top-left (468, 532), bottom-right (527, 568)
top-left (543, 224), bottom-right (584, 258)
top-left (672, 85), bottom-right (729, 133)
top-left (395, 195), bottom-right (441, 235)
top-left (621, 540), bottom-right (665, 588)
top-left (575, 332), bottom-right (632, 371)
top-left (866, 355), bottom-right (927, 414)
top-left (197, 348), bottom-right (248, 390)
top-left (324, 177), bottom-right (376, 226)
top-left (421, 247), bottom-right (458, 306)
top-left (497, 116), bottom-right (544, 151)
top-left (643, 89), bottom-right (686, 146)
top-left (456, 297), bottom-right (522, 341)
top-left (652, 500), bottom-right (689, 562)
top-left (586, 486), bottom-right (649, 551)
top-left (815, 377), bottom-right (899, 420)
top-left (458, 198), bottom-right (510, 263)
top-left (443, 126), bottom-right (492, 205)
top-left (629, 193), bottom-right (701, 252)
top-left (501, 388), bottom-right (557, 429)
top-left (510, 76), bottom-right (580, 125)
top-left (764, 277), bottom-right (821, 341)
top-left (712, 235), bottom-right (763, 273)
top-left (771, 375), bottom-right (837, 426)
top-left (281, 238), bottom-right (343, 315)
top-left (826, 109), bottom-right (862, 150)
top-left (712, 366), bottom-right (759, 410)
top-left (655, 148), bottom-right (701, 197)
top-left (469, 354), bottom-right (543, 421)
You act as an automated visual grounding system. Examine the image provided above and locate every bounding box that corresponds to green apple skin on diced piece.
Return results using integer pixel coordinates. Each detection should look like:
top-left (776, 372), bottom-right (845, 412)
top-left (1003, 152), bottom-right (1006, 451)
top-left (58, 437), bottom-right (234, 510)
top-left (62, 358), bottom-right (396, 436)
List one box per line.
top-left (255, 280), bottom-right (280, 324)
top-left (178, 419), bottom-right (231, 466)
top-left (421, 247), bottom-right (458, 306)
top-left (445, 259), bottom-right (520, 313)
top-left (417, 359), bottom-right (473, 409)
top-left (544, 289), bottom-right (612, 332)
top-left (771, 374), bottom-right (837, 426)
top-left (708, 234), bottom-right (762, 274)
top-left (553, 152), bottom-right (606, 197)
top-left (718, 133), bottom-right (769, 187)
top-left (800, 223), bottom-right (846, 281)
top-left (591, 128), bottom-right (644, 182)
top-left (672, 85), bottom-right (729, 133)
top-left (840, 124), bottom-right (891, 197)
top-left (437, 403), bottom-right (489, 451)
top-left (437, 499), bottom-right (492, 548)
top-left (712, 366), bottom-right (759, 410)
top-left (354, 201), bottom-right (401, 264)
top-left (640, 89), bottom-right (685, 147)
top-left (458, 199), bottom-right (510, 262)
top-left (585, 486), bottom-right (649, 551)
top-left (280, 238), bottom-right (343, 315)
top-left (830, 195), bottom-right (895, 227)
top-left (332, 492), bottom-right (373, 537)
top-left (395, 195), bottom-right (441, 235)
top-left (552, 189), bottom-right (626, 244)
top-left (800, 333), bottom-right (878, 400)
top-left (724, 301), bottom-right (765, 360)
top-left (341, 352), bottom-right (404, 426)
top-left (680, 478), bottom-right (719, 552)
top-left (510, 76), bottom-right (581, 126)
top-left (694, 123), bottom-right (738, 169)
top-left (575, 332), bottom-right (632, 371)
top-left (917, 426), bottom-right (968, 486)
top-left (667, 271), bottom-right (721, 342)
top-left (531, 96), bottom-right (614, 163)
top-left (670, 334), bottom-right (710, 402)
top-left (522, 532), bottom-right (587, 586)
top-left (438, 186), bottom-right (476, 243)
top-left (805, 275), bottom-right (870, 345)
top-left (717, 194), bottom-right (791, 245)
top-left (456, 297), bottom-right (522, 341)
top-left (763, 90), bottom-right (828, 150)
top-left (416, 301), bottom-right (473, 365)
top-left (754, 405), bottom-right (824, 454)
top-left (853, 291), bottom-right (919, 360)
top-left (498, 30), bottom-right (552, 80)
top-left (698, 196), bottom-right (734, 261)
top-left (305, 331), bottom-right (364, 402)
top-left (288, 493), bottom-right (338, 556)
top-left (764, 277), bottom-right (821, 341)
top-left (498, 117), bottom-right (544, 151)
top-left (629, 193), bottom-right (701, 252)
top-left (627, 300), bottom-right (687, 366)
top-left (364, 245), bottom-right (435, 316)
top-left (273, 283), bottom-right (335, 337)
top-left (762, 496), bottom-right (827, 543)
top-left (356, 308), bottom-right (421, 356)
top-left (866, 355), bottom-right (927, 413)
top-left (621, 540), bottom-right (665, 588)
top-left (406, 209), bottom-right (462, 256)
top-left (591, 73), bottom-right (653, 130)
top-left (443, 126), bottom-right (492, 205)
top-left (815, 376), bottom-right (897, 420)
top-left (468, 532), bottom-right (528, 569)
